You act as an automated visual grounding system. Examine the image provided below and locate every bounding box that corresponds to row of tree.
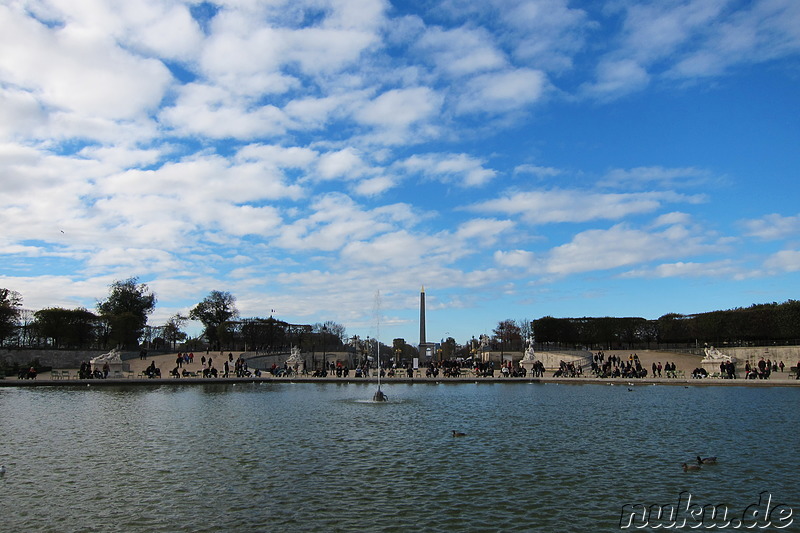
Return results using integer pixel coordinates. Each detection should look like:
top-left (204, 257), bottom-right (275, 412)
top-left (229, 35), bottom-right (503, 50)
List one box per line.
top-left (532, 300), bottom-right (800, 349)
top-left (0, 279), bottom-right (349, 353)
top-left (0, 280), bottom-right (156, 349)
top-left (1, 280), bottom-right (797, 353)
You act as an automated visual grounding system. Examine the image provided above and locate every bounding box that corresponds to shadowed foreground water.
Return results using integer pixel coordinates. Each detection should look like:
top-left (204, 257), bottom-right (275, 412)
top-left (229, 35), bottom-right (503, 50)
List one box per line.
top-left (1, 382), bottom-right (797, 532)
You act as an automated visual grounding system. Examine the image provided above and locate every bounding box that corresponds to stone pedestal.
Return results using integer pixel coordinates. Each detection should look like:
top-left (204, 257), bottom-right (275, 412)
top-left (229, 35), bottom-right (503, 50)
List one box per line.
top-left (92, 360), bottom-right (124, 376)
top-left (90, 348), bottom-right (125, 377)
top-left (519, 358), bottom-right (537, 375)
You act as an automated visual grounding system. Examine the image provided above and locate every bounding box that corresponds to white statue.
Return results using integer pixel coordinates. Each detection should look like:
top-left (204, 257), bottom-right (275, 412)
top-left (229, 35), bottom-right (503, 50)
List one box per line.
top-left (521, 335), bottom-right (536, 362)
top-left (702, 346), bottom-right (734, 363)
top-left (90, 347), bottom-right (123, 365)
top-left (286, 346), bottom-right (303, 365)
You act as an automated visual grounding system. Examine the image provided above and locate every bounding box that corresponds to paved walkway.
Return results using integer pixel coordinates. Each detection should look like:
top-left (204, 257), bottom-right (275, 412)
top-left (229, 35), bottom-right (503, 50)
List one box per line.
top-left (4, 349), bottom-right (798, 386)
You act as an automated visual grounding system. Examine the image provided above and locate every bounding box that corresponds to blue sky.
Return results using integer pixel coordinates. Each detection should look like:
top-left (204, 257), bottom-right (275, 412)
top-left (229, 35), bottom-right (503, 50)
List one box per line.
top-left (1, 0), bottom-right (799, 346)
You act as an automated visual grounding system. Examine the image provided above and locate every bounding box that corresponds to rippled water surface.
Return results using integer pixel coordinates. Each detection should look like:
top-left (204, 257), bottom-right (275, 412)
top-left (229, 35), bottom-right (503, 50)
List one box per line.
top-left (1, 382), bottom-right (798, 532)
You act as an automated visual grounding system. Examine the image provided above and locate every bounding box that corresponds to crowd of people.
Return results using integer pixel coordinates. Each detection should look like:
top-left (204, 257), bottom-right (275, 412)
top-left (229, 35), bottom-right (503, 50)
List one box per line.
top-left (44, 350), bottom-right (800, 382)
top-left (553, 359), bottom-right (582, 377)
top-left (742, 358), bottom-right (790, 380)
top-left (591, 352), bottom-right (646, 378)
top-left (690, 357), bottom-right (795, 380)
top-left (589, 352), bottom-right (682, 379)
top-left (130, 351), bottom-right (800, 382)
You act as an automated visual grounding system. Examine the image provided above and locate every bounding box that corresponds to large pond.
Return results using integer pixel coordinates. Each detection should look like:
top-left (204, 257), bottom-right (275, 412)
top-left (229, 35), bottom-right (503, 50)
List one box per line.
top-left (1, 382), bottom-right (797, 532)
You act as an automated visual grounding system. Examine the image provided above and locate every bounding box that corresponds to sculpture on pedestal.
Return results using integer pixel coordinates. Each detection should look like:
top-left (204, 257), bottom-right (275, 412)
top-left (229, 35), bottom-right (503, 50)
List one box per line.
top-left (521, 335), bottom-right (536, 362)
top-left (285, 346), bottom-right (304, 373)
top-left (702, 346), bottom-right (734, 363)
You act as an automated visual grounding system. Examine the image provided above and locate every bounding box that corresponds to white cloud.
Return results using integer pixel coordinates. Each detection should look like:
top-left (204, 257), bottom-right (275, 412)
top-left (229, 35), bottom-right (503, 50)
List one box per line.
top-left (273, 193), bottom-right (402, 252)
top-left (284, 27), bottom-right (380, 75)
top-left (0, 3), bottom-right (172, 119)
top-left (400, 153), bottom-right (497, 187)
top-left (161, 83), bottom-right (289, 139)
top-left (494, 249), bottom-right (535, 268)
top-left (235, 143), bottom-right (318, 169)
top-left (669, 0), bottom-right (800, 78)
top-left (763, 250), bottom-right (800, 273)
top-left (620, 260), bottom-right (743, 279)
top-left (355, 87), bottom-right (443, 131)
top-left (651, 212), bottom-right (693, 228)
top-left (500, 0), bottom-right (590, 71)
top-left (742, 213), bottom-right (800, 241)
top-left (455, 218), bottom-right (514, 244)
top-left (283, 90), bottom-right (372, 129)
top-left (468, 190), bottom-right (696, 225)
top-left (543, 222), bottom-right (715, 276)
top-left (619, 0), bottom-right (725, 65)
top-left (456, 68), bottom-right (548, 113)
top-left (353, 176), bottom-right (396, 196)
top-left (0, 88), bottom-right (46, 140)
top-left (317, 148), bottom-right (367, 180)
top-left (582, 59), bottom-right (649, 99)
top-left (0, 274), bottom-right (110, 311)
top-left (416, 25), bottom-right (507, 77)
top-left (514, 164), bottom-right (562, 178)
top-left (586, 0), bottom-right (800, 96)
top-left (78, 145), bottom-right (163, 169)
top-left (601, 166), bottom-right (715, 190)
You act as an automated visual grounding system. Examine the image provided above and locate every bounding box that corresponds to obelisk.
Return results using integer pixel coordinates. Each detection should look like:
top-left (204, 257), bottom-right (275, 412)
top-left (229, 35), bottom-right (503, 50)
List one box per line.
top-left (419, 285), bottom-right (426, 346)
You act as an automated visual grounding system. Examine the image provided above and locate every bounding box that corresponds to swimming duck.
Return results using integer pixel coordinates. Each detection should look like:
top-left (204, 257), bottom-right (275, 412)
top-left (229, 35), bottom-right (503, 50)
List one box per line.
top-left (0, 465), bottom-right (5, 475)
top-left (682, 463), bottom-right (701, 472)
top-left (697, 456), bottom-right (717, 465)
top-left (452, 430), bottom-right (466, 437)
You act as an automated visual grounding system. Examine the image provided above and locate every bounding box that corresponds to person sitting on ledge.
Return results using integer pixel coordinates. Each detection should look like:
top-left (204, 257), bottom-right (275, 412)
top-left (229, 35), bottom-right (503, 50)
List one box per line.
top-left (691, 367), bottom-right (708, 379)
top-left (170, 366), bottom-right (181, 378)
top-left (144, 361), bottom-right (160, 378)
top-left (18, 366), bottom-right (37, 379)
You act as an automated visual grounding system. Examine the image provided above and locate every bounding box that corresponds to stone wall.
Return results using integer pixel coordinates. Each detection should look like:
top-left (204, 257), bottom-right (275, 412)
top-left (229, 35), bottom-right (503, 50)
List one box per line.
top-left (716, 346), bottom-right (800, 364)
top-left (0, 349), bottom-right (141, 369)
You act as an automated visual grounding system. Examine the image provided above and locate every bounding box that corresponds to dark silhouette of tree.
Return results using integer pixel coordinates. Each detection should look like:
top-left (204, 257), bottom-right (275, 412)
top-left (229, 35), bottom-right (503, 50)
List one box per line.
top-left (96, 278), bottom-right (156, 348)
top-left (33, 307), bottom-right (99, 348)
top-left (189, 290), bottom-right (239, 349)
top-left (0, 288), bottom-right (23, 346)
top-left (163, 313), bottom-right (188, 350)
top-left (493, 319), bottom-right (522, 352)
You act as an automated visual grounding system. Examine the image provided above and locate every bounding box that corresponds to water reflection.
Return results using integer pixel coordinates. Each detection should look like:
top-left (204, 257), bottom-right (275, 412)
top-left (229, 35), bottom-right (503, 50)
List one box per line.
top-left (1, 383), bottom-right (797, 532)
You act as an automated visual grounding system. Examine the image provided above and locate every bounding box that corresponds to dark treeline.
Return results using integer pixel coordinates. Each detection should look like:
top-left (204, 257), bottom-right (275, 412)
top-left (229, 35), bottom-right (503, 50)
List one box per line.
top-left (9, 312), bottom-right (349, 354)
top-left (0, 281), bottom-right (353, 353)
top-left (533, 300), bottom-right (800, 350)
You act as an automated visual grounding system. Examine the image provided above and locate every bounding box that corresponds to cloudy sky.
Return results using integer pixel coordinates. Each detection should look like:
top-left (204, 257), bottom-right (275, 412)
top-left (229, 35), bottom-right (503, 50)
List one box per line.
top-left (1, 0), bottom-right (799, 346)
